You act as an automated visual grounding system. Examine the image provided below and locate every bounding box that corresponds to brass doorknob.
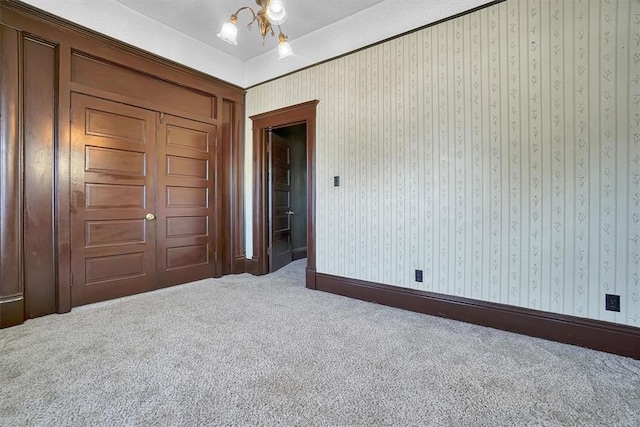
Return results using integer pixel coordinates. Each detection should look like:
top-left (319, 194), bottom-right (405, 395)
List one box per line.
top-left (145, 213), bottom-right (156, 221)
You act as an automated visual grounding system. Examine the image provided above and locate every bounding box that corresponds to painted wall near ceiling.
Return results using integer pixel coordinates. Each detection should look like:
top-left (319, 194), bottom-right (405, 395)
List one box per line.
top-left (245, 0), bottom-right (640, 327)
top-left (19, 0), bottom-right (495, 87)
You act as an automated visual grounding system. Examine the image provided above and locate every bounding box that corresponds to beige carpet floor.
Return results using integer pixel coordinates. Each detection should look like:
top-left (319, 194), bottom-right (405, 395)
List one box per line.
top-left (1, 259), bottom-right (639, 426)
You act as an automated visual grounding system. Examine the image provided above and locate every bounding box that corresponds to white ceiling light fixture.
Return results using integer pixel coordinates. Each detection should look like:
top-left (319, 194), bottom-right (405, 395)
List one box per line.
top-left (217, 0), bottom-right (294, 60)
top-left (266, 0), bottom-right (287, 25)
top-left (277, 32), bottom-right (294, 60)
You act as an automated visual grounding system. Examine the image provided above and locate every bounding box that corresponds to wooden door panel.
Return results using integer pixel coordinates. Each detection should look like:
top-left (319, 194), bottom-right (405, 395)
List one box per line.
top-left (166, 216), bottom-right (208, 238)
top-left (85, 183), bottom-right (146, 210)
top-left (85, 252), bottom-right (147, 284)
top-left (273, 214), bottom-right (290, 233)
top-left (166, 245), bottom-right (209, 269)
top-left (85, 108), bottom-right (148, 141)
top-left (167, 125), bottom-right (210, 152)
top-left (70, 93), bottom-right (157, 306)
top-left (166, 186), bottom-right (208, 207)
top-left (167, 156), bottom-right (208, 179)
top-left (85, 146), bottom-right (146, 176)
top-left (269, 132), bottom-right (293, 272)
top-left (85, 219), bottom-right (146, 247)
top-left (157, 115), bottom-right (217, 287)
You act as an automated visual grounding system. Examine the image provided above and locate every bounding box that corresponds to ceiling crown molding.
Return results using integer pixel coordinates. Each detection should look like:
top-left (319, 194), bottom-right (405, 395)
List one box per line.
top-left (11, 0), bottom-right (498, 88)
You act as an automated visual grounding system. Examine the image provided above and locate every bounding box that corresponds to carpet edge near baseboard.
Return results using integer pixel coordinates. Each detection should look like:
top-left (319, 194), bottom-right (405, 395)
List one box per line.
top-left (315, 272), bottom-right (640, 360)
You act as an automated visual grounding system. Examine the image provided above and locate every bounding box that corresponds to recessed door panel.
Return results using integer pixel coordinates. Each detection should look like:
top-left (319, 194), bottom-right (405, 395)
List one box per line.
top-left (167, 155), bottom-right (208, 179)
top-left (167, 216), bottom-right (208, 238)
top-left (166, 245), bottom-right (209, 270)
top-left (85, 184), bottom-right (146, 210)
top-left (70, 93), bottom-right (157, 306)
top-left (86, 146), bottom-right (146, 176)
top-left (85, 252), bottom-right (146, 284)
top-left (86, 108), bottom-right (147, 142)
top-left (166, 186), bottom-right (208, 208)
top-left (167, 125), bottom-right (209, 152)
top-left (85, 220), bottom-right (146, 247)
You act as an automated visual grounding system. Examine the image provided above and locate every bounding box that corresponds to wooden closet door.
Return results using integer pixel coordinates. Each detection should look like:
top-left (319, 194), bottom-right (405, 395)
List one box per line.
top-left (70, 94), bottom-right (157, 306)
top-left (268, 131), bottom-right (293, 272)
top-left (156, 114), bottom-right (217, 287)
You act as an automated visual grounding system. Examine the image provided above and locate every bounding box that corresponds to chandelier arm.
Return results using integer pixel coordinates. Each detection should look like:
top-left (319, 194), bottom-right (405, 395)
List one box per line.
top-left (231, 6), bottom-right (258, 26)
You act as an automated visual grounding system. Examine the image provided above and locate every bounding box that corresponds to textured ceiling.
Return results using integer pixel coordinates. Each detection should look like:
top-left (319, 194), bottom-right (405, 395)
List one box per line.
top-left (114, 0), bottom-right (389, 61)
top-left (17, 0), bottom-right (496, 87)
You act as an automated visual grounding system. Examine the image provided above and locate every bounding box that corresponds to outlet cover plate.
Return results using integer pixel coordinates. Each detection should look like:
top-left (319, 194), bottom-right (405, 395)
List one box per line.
top-left (605, 294), bottom-right (620, 312)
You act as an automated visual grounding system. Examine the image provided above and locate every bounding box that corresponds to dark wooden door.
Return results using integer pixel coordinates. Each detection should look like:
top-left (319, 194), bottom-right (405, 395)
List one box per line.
top-left (156, 114), bottom-right (217, 286)
top-left (269, 131), bottom-right (293, 272)
top-left (70, 95), bottom-right (219, 306)
top-left (70, 93), bottom-right (157, 306)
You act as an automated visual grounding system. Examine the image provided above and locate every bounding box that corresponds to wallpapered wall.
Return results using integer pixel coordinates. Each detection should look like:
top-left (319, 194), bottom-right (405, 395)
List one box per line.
top-left (246, 0), bottom-right (640, 327)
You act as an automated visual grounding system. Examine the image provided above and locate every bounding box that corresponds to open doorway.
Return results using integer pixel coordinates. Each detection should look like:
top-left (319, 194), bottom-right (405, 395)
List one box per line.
top-left (249, 100), bottom-right (319, 288)
top-left (268, 124), bottom-right (307, 272)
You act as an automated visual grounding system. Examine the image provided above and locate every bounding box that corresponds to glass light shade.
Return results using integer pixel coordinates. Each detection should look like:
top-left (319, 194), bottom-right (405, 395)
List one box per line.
top-left (267, 0), bottom-right (287, 25)
top-left (217, 21), bottom-right (238, 45)
top-left (278, 40), bottom-right (294, 60)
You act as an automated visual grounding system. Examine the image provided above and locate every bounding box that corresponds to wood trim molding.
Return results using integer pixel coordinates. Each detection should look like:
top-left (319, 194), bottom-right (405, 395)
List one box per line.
top-left (250, 101), bottom-right (320, 125)
top-left (220, 98), bottom-right (243, 276)
top-left (292, 248), bottom-right (307, 261)
top-left (56, 29), bottom-right (73, 315)
top-left (234, 256), bottom-right (247, 274)
top-left (0, 0), bottom-right (245, 99)
top-left (0, 24), bottom-right (25, 326)
top-left (244, 258), bottom-right (261, 276)
top-left (0, 296), bottom-right (24, 328)
top-left (306, 268), bottom-right (317, 291)
top-left (232, 100), bottom-right (246, 274)
top-left (315, 273), bottom-right (640, 360)
top-left (250, 100), bottom-right (319, 284)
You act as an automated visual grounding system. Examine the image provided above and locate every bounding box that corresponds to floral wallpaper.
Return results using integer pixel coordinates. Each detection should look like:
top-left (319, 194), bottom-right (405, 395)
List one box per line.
top-left (246, 0), bottom-right (640, 327)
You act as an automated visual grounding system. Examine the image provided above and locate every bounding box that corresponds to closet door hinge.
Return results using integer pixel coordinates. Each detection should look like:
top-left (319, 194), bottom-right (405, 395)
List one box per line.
top-left (159, 112), bottom-right (165, 124)
top-left (214, 251), bottom-right (218, 262)
top-left (70, 273), bottom-right (73, 287)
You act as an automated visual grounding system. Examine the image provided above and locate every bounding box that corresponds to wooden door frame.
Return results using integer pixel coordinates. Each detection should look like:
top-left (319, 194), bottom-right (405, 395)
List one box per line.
top-left (249, 100), bottom-right (319, 289)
